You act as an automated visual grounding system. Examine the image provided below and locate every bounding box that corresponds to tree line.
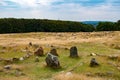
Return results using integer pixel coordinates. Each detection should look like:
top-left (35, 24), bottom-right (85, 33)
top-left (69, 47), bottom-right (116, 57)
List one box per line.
top-left (0, 18), bottom-right (119, 33)
top-left (0, 18), bottom-right (94, 33)
top-left (96, 20), bottom-right (120, 31)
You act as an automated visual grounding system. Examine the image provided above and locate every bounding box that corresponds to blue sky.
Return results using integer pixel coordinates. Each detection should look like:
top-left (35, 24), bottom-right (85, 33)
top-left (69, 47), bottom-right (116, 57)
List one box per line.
top-left (0, 0), bottom-right (120, 21)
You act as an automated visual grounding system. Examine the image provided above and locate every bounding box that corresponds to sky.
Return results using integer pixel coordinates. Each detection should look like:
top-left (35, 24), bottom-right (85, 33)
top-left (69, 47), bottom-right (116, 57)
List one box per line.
top-left (0, 0), bottom-right (120, 21)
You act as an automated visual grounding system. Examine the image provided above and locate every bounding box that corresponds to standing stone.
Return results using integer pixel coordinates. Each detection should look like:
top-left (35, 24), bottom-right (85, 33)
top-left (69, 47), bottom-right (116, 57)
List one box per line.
top-left (90, 58), bottom-right (99, 67)
top-left (34, 47), bottom-right (44, 56)
top-left (45, 53), bottom-right (60, 68)
top-left (69, 46), bottom-right (78, 57)
top-left (50, 48), bottom-right (58, 56)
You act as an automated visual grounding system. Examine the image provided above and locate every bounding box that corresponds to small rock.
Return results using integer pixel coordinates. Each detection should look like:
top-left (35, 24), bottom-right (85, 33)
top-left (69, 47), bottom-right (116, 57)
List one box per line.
top-left (65, 72), bottom-right (72, 76)
top-left (90, 53), bottom-right (96, 56)
top-left (35, 57), bottom-right (39, 62)
top-left (19, 57), bottom-right (24, 61)
top-left (4, 65), bottom-right (11, 70)
top-left (12, 58), bottom-right (19, 62)
top-left (29, 42), bottom-right (32, 46)
top-left (108, 55), bottom-right (118, 60)
top-left (90, 58), bottom-right (99, 67)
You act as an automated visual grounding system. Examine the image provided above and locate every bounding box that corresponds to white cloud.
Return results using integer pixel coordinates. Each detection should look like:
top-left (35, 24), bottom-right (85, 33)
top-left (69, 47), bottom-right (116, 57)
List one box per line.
top-left (0, 0), bottom-right (119, 21)
top-left (0, 0), bottom-right (7, 6)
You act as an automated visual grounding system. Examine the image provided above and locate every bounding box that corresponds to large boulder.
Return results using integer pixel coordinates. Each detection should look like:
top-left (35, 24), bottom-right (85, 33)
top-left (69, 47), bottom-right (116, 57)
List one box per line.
top-left (34, 47), bottom-right (44, 56)
top-left (90, 58), bottom-right (99, 67)
top-left (45, 53), bottom-right (60, 68)
top-left (50, 48), bottom-right (59, 56)
top-left (69, 46), bottom-right (78, 57)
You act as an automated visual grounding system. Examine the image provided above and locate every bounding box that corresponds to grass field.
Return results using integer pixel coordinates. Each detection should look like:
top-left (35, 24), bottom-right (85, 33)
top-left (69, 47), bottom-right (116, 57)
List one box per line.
top-left (0, 31), bottom-right (120, 80)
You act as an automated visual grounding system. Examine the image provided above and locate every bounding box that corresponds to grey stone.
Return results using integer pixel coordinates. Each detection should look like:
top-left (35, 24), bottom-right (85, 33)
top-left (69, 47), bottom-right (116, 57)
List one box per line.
top-left (45, 53), bottom-right (60, 68)
top-left (4, 65), bottom-right (11, 70)
top-left (90, 58), bottom-right (99, 67)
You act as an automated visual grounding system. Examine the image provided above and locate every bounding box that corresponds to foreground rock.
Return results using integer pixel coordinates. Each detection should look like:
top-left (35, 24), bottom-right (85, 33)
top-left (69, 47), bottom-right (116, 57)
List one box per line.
top-left (69, 46), bottom-right (78, 57)
top-left (34, 47), bottom-right (44, 56)
top-left (50, 48), bottom-right (59, 56)
top-left (90, 58), bottom-right (99, 67)
top-left (45, 53), bottom-right (60, 68)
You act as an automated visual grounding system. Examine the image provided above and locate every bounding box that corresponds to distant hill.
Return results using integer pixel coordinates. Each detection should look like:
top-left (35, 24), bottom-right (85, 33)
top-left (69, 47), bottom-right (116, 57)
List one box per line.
top-left (82, 21), bottom-right (100, 27)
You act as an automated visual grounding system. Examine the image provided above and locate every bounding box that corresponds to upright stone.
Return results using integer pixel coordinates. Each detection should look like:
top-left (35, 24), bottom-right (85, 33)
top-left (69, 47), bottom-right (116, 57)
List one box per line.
top-left (34, 47), bottom-right (44, 56)
top-left (69, 46), bottom-right (78, 57)
top-left (50, 48), bottom-right (58, 56)
top-left (45, 53), bottom-right (60, 68)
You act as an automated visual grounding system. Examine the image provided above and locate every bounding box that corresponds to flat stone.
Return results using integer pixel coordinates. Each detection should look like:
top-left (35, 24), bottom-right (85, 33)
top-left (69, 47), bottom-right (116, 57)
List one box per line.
top-left (4, 65), bottom-right (11, 70)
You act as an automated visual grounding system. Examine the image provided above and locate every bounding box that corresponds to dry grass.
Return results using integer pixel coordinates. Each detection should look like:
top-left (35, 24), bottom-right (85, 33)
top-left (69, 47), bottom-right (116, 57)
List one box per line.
top-left (53, 72), bottom-right (105, 80)
top-left (0, 31), bottom-right (119, 46)
top-left (0, 31), bottom-right (120, 80)
top-left (0, 77), bottom-right (31, 80)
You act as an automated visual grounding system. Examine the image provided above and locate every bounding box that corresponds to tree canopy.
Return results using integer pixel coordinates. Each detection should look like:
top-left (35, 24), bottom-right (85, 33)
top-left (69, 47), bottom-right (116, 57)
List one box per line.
top-left (0, 18), bottom-right (95, 33)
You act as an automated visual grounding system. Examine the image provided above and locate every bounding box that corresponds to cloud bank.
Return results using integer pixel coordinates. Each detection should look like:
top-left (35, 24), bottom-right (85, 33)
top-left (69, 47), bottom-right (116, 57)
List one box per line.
top-left (0, 0), bottom-right (120, 21)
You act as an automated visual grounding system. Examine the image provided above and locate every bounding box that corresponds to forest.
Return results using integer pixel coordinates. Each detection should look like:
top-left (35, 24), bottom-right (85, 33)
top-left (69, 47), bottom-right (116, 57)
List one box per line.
top-left (0, 18), bottom-right (119, 33)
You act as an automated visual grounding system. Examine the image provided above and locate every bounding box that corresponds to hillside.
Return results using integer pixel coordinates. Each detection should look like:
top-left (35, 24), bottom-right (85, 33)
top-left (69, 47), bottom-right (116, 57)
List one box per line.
top-left (82, 21), bottom-right (100, 27)
top-left (0, 31), bottom-right (120, 80)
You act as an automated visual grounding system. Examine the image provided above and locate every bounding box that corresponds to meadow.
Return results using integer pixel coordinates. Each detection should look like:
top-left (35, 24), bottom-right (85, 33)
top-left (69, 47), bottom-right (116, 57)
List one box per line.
top-left (0, 31), bottom-right (120, 80)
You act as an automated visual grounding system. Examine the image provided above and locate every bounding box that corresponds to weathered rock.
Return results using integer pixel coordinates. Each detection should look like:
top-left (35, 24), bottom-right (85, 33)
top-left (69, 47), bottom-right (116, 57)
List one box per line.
top-left (45, 53), bottom-right (60, 68)
top-left (35, 57), bottom-right (39, 62)
top-left (90, 58), bottom-right (99, 67)
top-left (69, 46), bottom-right (78, 57)
top-left (12, 58), bottom-right (19, 62)
top-left (50, 48), bottom-right (58, 56)
top-left (19, 57), bottom-right (24, 61)
top-left (4, 65), bottom-right (11, 70)
top-left (108, 55), bottom-right (118, 60)
top-left (90, 53), bottom-right (96, 56)
top-left (34, 47), bottom-right (44, 56)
